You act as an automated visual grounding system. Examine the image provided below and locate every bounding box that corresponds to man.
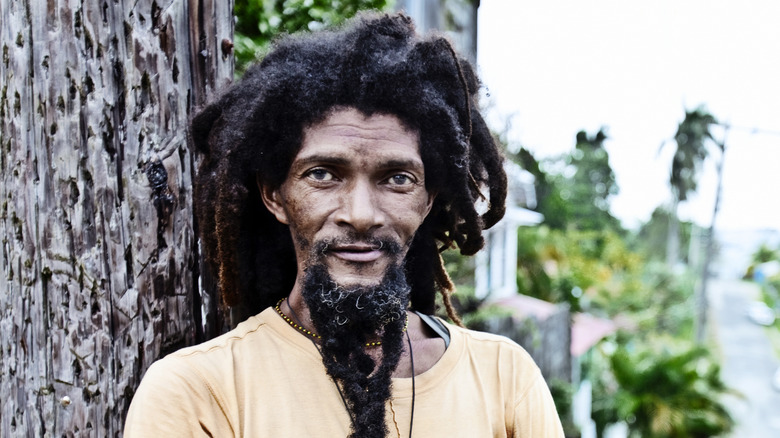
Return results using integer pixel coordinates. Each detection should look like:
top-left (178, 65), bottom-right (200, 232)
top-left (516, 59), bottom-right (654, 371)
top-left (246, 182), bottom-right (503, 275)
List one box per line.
top-left (125, 12), bottom-right (564, 437)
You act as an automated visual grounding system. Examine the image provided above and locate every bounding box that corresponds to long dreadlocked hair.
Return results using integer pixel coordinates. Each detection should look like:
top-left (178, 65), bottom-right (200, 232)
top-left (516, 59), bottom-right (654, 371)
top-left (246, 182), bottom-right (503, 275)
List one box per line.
top-left (192, 12), bottom-right (507, 324)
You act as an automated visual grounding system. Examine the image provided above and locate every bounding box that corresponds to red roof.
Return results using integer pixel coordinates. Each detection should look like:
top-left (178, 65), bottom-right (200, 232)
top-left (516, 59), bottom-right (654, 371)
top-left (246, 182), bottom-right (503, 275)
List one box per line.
top-left (492, 294), bottom-right (618, 357)
top-left (571, 313), bottom-right (617, 357)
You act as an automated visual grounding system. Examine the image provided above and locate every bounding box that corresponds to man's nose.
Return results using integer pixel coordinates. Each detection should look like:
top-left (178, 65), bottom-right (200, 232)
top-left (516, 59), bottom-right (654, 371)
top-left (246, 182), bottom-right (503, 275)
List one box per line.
top-left (334, 180), bottom-right (385, 232)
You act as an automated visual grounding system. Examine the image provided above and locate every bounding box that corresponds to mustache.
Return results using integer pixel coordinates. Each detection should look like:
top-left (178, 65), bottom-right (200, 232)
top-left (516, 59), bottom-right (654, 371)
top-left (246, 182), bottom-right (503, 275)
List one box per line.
top-left (311, 234), bottom-right (403, 257)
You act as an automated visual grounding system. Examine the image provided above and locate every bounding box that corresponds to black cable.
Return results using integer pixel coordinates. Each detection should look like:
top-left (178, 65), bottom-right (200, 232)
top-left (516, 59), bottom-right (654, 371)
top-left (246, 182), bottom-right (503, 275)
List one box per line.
top-left (405, 329), bottom-right (415, 438)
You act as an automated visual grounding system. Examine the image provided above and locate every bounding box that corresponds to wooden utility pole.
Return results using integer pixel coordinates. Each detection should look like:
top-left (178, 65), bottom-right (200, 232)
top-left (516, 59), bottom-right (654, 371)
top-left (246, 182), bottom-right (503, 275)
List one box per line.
top-left (695, 130), bottom-right (727, 344)
top-left (0, 1), bottom-right (233, 435)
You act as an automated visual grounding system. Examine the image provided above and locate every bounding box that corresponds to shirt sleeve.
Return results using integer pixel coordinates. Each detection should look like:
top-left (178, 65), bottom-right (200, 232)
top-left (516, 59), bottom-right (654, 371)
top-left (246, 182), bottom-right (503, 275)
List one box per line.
top-left (512, 372), bottom-right (566, 437)
top-left (123, 355), bottom-right (234, 437)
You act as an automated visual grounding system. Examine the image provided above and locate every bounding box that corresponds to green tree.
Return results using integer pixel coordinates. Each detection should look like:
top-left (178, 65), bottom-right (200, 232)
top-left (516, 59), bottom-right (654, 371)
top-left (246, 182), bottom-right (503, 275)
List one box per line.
top-left (666, 107), bottom-right (723, 344)
top-left (233, 0), bottom-right (389, 73)
top-left (568, 130), bottom-right (620, 229)
top-left (514, 225), bottom-right (645, 314)
top-left (512, 130), bottom-right (621, 233)
top-left (670, 109), bottom-right (718, 203)
top-left (513, 147), bottom-right (572, 230)
top-left (548, 129), bottom-right (621, 232)
top-left (669, 109), bottom-right (718, 204)
top-left (752, 243), bottom-right (779, 264)
top-left (666, 107), bottom-right (719, 265)
top-left (635, 207), bottom-right (692, 263)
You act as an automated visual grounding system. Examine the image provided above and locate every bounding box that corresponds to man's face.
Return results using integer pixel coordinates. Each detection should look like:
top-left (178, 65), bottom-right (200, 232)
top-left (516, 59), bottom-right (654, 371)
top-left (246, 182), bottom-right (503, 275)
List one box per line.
top-left (262, 107), bottom-right (435, 287)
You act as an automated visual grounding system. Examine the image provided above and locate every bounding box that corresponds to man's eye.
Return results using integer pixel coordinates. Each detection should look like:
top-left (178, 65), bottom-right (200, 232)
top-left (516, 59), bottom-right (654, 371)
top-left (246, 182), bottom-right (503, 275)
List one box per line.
top-left (389, 174), bottom-right (414, 186)
top-left (306, 168), bottom-right (334, 181)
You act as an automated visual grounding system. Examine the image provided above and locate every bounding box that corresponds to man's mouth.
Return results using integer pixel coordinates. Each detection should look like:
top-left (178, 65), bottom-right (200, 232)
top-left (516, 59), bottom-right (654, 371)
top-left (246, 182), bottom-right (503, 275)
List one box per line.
top-left (328, 243), bottom-right (384, 263)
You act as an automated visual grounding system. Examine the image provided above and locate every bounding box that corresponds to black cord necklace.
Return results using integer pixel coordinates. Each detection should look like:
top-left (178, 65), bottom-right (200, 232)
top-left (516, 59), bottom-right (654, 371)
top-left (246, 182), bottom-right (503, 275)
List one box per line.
top-left (284, 300), bottom-right (415, 438)
top-left (405, 329), bottom-right (416, 438)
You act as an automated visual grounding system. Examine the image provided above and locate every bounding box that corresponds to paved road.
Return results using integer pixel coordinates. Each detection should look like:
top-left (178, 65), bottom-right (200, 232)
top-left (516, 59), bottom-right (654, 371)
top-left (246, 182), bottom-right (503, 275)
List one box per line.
top-left (710, 279), bottom-right (780, 437)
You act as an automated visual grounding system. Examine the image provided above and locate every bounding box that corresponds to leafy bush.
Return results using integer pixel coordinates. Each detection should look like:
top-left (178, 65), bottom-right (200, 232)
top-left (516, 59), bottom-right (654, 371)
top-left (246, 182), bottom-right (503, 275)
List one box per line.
top-left (592, 343), bottom-right (735, 438)
top-left (234, 0), bottom-right (389, 74)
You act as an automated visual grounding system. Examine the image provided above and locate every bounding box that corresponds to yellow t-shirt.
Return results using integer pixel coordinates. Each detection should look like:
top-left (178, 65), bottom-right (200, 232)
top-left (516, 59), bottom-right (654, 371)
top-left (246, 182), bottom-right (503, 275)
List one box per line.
top-left (124, 307), bottom-right (564, 437)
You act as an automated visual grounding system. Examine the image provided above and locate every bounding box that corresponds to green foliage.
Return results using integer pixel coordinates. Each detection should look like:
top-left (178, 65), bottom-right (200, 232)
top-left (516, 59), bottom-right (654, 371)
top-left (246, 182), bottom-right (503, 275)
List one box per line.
top-left (442, 246), bottom-right (476, 286)
top-left (752, 243), bottom-right (780, 265)
top-left (233, 0), bottom-right (390, 74)
top-left (594, 344), bottom-right (735, 438)
top-left (634, 207), bottom-right (693, 263)
top-left (565, 129), bottom-right (621, 231)
top-left (516, 225), bottom-right (645, 316)
top-left (494, 131), bottom-right (732, 438)
top-left (548, 379), bottom-right (579, 436)
top-left (663, 107), bottom-right (721, 268)
top-left (744, 243), bottom-right (780, 280)
top-left (511, 129), bottom-right (622, 233)
top-left (640, 264), bottom-right (696, 337)
top-left (512, 147), bottom-right (572, 230)
top-left (670, 107), bottom-right (720, 203)
top-left (515, 226), bottom-right (555, 302)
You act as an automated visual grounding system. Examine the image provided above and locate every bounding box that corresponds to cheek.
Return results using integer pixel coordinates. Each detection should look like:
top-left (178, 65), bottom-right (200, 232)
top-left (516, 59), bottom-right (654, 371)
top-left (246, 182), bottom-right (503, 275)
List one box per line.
top-left (392, 196), bottom-right (432, 235)
top-left (284, 206), bottom-right (319, 238)
top-left (281, 187), bottom-right (329, 226)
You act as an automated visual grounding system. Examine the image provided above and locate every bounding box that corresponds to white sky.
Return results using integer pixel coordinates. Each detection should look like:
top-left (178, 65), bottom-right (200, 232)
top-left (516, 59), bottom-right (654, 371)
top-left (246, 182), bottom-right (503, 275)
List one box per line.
top-left (477, 0), bottom-right (780, 232)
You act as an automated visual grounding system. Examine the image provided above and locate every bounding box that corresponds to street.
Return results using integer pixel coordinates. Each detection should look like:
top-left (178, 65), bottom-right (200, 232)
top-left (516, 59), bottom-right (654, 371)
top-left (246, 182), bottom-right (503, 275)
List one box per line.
top-left (710, 279), bottom-right (780, 437)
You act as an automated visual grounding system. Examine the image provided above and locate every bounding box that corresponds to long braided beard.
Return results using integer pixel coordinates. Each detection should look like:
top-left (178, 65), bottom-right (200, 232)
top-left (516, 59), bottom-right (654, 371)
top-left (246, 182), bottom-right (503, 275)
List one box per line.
top-left (301, 240), bottom-right (410, 438)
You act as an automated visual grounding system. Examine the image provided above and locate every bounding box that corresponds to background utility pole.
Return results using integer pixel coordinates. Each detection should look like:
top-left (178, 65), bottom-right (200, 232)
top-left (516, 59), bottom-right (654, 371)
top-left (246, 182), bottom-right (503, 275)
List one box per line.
top-left (0, 1), bottom-right (232, 435)
top-left (695, 127), bottom-right (727, 344)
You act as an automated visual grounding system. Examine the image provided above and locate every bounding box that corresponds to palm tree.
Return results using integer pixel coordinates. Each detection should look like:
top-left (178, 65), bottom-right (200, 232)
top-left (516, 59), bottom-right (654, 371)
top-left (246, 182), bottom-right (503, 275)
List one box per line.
top-left (666, 107), bottom-right (723, 343)
top-left (667, 107), bottom-right (719, 266)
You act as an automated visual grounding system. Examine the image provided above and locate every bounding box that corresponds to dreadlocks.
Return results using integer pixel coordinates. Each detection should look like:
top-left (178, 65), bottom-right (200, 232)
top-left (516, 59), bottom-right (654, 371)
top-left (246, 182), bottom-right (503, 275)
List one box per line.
top-left (192, 12), bottom-right (507, 323)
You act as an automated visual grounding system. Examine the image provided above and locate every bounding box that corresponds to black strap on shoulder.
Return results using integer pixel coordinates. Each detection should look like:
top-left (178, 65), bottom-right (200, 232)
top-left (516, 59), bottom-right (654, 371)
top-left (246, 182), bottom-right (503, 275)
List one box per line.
top-left (414, 311), bottom-right (451, 348)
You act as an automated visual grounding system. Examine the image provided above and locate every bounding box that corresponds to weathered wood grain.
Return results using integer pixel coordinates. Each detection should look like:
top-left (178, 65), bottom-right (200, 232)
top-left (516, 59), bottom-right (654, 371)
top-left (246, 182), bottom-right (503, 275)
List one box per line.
top-left (0, 0), bottom-right (233, 435)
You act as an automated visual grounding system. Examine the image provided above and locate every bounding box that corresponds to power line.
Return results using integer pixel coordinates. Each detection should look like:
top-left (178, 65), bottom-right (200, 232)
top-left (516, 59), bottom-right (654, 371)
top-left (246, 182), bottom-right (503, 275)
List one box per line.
top-left (717, 123), bottom-right (780, 138)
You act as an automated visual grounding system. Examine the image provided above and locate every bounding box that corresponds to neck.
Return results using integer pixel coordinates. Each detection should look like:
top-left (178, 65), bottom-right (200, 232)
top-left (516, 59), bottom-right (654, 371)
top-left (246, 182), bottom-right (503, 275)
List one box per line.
top-left (284, 289), bottom-right (316, 335)
top-left (281, 293), bottom-right (445, 378)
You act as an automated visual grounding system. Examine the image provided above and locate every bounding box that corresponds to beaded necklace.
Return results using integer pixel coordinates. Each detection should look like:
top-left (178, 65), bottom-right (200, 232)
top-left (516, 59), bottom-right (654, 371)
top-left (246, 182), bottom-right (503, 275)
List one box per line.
top-left (275, 298), bottom-right (408, 347)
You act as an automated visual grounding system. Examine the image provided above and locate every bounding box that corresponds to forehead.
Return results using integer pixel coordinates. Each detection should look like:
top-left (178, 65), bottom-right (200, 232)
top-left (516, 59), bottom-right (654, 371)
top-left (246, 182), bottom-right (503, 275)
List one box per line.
top-left (294, 108), bottom-right (421, 165)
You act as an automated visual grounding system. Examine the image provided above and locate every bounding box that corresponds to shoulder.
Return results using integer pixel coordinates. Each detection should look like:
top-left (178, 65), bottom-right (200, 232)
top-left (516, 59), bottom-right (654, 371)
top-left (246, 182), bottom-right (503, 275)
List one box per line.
top-left (143, 309), bottom-right (283, 392)
top-left (443, 323), bottom-right (565, 436)
top-left (170, 311), bottom-right (271, 359)
top-left (124, 310), bottom-right (278, 436)
top-left (132, 311), bottom-right (273, 396)
top-left (443, 321), bottom-right (545, 393)
top-left (446, 321), bottom-right (537, 365)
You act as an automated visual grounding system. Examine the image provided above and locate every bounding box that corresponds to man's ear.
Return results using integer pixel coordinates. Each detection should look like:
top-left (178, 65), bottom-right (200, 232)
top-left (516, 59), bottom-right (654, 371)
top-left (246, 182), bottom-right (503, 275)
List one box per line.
top-left (258, 176), bottom-right (289, 225)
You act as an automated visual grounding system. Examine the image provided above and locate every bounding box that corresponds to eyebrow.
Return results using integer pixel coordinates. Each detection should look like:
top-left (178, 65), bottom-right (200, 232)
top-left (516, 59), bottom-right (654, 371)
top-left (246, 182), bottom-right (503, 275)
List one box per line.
top-left (292, 154), bottom-right (424, 172)
top-left (378, 158), bottom-right (424, 172)
top-left (292, 154), bottom-right (350, 169)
